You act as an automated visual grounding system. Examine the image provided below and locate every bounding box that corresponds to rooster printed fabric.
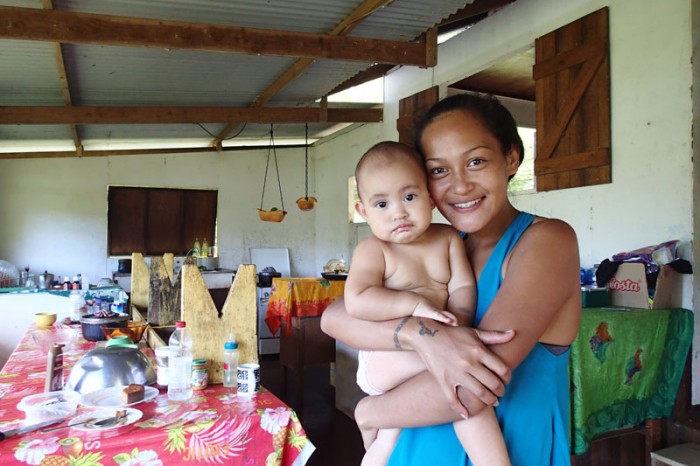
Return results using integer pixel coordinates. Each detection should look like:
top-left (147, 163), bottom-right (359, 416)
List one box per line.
top-left (570, 307), bottom-right (693, 455)
top-left (265, 278), bottom-right (345, 336)
top-left (0, 324), bottom-right (314, 466)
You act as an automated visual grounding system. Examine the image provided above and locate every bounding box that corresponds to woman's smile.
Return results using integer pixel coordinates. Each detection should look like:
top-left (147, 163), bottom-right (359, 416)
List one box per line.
top-left (451, 197), bottom-right (483, 210)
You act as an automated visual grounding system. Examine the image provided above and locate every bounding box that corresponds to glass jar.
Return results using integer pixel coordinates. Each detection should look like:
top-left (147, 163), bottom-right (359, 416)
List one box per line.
top-left (192, 358), bottom-right (208, 391)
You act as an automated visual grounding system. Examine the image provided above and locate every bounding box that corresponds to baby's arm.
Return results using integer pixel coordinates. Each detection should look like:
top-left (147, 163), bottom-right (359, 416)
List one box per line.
top-left (453, 407), bottom-right (510, 466)
top-left (345, 238), bottom-right (456, 324)
top-left (445, 228), bottom-right (477, 327)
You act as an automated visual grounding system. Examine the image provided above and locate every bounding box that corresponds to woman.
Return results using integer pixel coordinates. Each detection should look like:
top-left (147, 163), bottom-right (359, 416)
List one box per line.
top-left (321, 93), bottom-right (581, 465)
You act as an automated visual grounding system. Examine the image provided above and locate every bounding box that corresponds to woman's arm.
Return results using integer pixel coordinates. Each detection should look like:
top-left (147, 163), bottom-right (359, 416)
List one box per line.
top-left (321, 298), bottom-right (514, 412)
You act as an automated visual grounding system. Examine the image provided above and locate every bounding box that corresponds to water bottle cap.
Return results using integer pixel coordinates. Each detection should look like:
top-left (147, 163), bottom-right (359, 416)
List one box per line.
top-left (224, 340), bottom-right (238, 349)
top-left (176, 321), bottom-right (186, 328)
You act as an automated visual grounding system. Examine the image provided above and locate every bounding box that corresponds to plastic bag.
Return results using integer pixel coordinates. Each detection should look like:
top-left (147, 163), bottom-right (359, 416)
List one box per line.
top-left (611, 240), bottom-right (679, 275)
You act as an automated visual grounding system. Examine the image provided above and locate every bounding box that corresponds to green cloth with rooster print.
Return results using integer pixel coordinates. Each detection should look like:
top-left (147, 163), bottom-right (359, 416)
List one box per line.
top-left (570, 307), bottom-right (693, 455)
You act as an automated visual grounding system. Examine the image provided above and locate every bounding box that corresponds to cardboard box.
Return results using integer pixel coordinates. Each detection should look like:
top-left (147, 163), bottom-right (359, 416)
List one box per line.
top-left (607, 263), bottom-right (682, 309)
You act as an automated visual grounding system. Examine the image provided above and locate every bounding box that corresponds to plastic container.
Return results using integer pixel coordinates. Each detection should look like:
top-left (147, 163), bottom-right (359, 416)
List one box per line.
top-left (17, 390), bottom-right (80, 422)
top-left (168, 321), bottom-right (193, 401)
top-left (69, 290), bottom-right (87, 322)
top-left (222, 333), bottom-right (239, 388)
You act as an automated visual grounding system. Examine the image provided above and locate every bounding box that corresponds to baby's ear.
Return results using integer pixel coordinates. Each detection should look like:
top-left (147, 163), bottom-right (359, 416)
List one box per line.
top-left (355, 201), bottom-right (368, 220)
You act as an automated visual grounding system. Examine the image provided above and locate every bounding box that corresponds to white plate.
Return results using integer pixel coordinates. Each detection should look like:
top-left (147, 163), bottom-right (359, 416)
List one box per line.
top-left (68, 408), bottom-right (142, 431)
top-left (80, 386), bottom-right (159, 408)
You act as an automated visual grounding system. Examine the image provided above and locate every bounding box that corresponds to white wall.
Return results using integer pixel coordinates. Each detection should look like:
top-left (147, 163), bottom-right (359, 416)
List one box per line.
top-left (0, 148), bottom-right (319, 279)
top-left (312, 0), bottom-right (699, 401)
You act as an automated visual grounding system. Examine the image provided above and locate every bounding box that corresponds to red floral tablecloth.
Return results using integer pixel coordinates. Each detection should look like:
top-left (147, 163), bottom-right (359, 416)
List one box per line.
top-left (265, 278), bottom-right (345, 336)
top-left (0, 323), bottom-right (315, 465)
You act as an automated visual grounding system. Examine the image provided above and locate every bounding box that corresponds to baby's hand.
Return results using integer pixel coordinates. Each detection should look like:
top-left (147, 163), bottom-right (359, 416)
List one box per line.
top-left (412, 302), bottom-right (459, 326)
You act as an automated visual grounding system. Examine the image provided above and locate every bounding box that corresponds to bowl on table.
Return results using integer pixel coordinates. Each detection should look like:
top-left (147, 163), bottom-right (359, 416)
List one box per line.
top-left (34, 312), bottom-right (57, 327)
top-left (17, 390), bottom-right (80, 422)
top-left (32, 328), bottom-right (80, 354)
top-left (65, 345), bottom-right (156, 394)
top-left (101, 321), bottom-right (149, 343)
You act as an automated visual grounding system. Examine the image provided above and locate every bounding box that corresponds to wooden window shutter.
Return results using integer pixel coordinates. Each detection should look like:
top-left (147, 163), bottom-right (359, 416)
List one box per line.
top-left (397, 86), bottom-right (439, 146)
top-left (533, 7), bottom-right (611, 191)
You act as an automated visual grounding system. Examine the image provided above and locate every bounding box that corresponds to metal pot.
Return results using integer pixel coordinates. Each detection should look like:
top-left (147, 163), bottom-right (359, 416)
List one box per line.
top-left (117, 259), bottom-right (132, 273)
top-left (80, 313), bottom-right (129, 341)
top-left (37, 271), bottom-right (54, 289)
top-left (258, 271), bottom-right (281, 287)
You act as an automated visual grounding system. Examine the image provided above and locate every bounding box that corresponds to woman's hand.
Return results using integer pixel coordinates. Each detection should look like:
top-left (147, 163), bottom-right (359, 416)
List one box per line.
top-left (407, 318), bottom-right (514, 417)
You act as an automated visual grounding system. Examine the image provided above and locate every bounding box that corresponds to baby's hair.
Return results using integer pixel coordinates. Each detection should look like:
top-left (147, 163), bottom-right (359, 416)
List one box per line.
top-left (355, 141), bottom-right (426, 200)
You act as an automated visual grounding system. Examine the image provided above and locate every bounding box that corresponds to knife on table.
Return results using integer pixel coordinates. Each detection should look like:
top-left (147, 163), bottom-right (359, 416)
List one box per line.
top-left (0, 418), bottom-right (65, 440)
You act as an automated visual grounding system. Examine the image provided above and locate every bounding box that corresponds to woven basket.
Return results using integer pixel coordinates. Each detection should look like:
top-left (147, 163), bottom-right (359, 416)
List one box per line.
top-left (296, 196), bottom-right (317, 211)
top-left (257, 208), bottom-right (287, 222)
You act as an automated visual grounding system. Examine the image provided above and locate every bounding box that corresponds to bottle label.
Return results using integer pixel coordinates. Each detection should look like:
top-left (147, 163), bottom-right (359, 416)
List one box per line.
top-left (192, 366), bottom-right (208, 390)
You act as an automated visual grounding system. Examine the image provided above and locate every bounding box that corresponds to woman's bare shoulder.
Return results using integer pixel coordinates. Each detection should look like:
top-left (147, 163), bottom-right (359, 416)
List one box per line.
top-left (527, 216), bottom-right (578, 245)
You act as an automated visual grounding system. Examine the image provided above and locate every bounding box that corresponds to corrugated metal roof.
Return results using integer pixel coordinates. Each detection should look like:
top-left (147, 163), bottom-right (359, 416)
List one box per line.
top-left (0, 0), bottom-right (478, 155)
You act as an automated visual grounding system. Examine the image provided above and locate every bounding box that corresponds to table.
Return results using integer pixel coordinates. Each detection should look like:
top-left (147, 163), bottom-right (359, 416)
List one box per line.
top-left (570, 307), bottom-right (693, 457)
top-left (0, 323), bottom-right (315, 466)
top-left (265, 277), bottom-right (345, 336)
top-left (266, 278), bottom-right (345, 414)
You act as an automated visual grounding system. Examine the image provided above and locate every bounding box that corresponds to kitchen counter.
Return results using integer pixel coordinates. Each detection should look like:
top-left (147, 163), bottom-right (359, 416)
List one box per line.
top-left (0, 285), bottom-right (128, 367)
top-left (113, 268), bottom-right (235, 292)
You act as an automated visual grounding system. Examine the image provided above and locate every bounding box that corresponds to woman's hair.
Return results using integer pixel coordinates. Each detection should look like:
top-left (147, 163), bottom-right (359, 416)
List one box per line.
top-left (414, 93), bottom-right (525, 169)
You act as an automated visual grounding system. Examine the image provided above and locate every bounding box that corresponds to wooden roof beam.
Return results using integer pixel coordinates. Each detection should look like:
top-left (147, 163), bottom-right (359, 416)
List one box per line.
top-left (42, 0), bottom-right (83, 155)
top-left (0, 105), bottom-right (383, 125)
top-left (210, 0), bottom-right (399, 146)
top-left (0, 5), bottom-right (433, 66)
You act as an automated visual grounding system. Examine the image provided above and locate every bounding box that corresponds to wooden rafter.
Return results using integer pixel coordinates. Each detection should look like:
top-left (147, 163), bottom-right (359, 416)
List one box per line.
top-left (0, 5), bottom-right (432, 66)
top-left (0, 144), bottom-right (325, 160)
top-left (0, 106), bottom-right (383, 125)
top-left (210, 0), bottom-right (403, 147)
top-left (42, 0), bottom-right (83, 155)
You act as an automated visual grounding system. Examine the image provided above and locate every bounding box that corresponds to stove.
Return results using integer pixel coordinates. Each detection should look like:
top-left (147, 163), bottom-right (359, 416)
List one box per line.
top-left (250, 248), bottom-right (290, 356)
top-left (257, 285), bottom-right (280, 355)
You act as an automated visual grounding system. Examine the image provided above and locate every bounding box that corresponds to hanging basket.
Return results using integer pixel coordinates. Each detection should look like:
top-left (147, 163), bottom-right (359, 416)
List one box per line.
top-left (258, 124), bottom-right (287, 223)
top-left (297, 123), bottom-right (317, 212)
top-left (257, 208), bottom-right (287, 222)
top-left (296, 196), bottom-right (317, 211)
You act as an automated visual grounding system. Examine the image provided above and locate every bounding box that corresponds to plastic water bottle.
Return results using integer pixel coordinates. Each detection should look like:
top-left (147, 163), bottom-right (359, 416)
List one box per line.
top-left (168, 321), bottom-right (193, 401)
top-left (222, 333), bottom-right (239, 388)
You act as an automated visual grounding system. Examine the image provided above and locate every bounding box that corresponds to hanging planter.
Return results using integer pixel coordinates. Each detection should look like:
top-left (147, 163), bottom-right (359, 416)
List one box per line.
top-left (258, 124), bottom-right (287, 223)
top-left (296, 123), bottom-right (317, 212)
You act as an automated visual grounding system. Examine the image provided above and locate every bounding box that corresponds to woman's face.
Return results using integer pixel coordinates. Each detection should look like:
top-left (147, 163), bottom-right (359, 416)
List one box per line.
top-left (421, 110), bottom-right (520, 235)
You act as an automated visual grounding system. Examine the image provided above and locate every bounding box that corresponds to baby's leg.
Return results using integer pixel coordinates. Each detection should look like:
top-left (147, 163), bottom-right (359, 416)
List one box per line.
top-left (359, 350), bottom-right (425, 395)
top-left (453, 407), bottom-right (511, 466)
top-left (355, 351), bottom-right (425, 466)
top-left (360, 428), bottom-right (401, 466)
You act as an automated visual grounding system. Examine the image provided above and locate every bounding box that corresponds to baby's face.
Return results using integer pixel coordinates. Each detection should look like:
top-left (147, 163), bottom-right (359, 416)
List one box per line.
top-left (356, 159), bottom-right (434, 244)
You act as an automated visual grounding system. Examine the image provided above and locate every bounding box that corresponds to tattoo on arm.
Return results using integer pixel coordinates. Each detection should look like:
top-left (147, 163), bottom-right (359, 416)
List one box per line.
top-left (417, 318), bottom-right (438, 337)
top-left (393, 317), bottom-right (410, 349)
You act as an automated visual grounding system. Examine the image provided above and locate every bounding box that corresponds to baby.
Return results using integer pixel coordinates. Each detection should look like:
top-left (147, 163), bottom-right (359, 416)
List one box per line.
top-left (346, 141), bottom-right (510, 466)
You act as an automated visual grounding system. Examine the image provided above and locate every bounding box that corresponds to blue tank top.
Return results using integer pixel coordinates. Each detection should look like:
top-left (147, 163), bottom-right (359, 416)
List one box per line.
top-left (388, 212), bottom-right (571, 466)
